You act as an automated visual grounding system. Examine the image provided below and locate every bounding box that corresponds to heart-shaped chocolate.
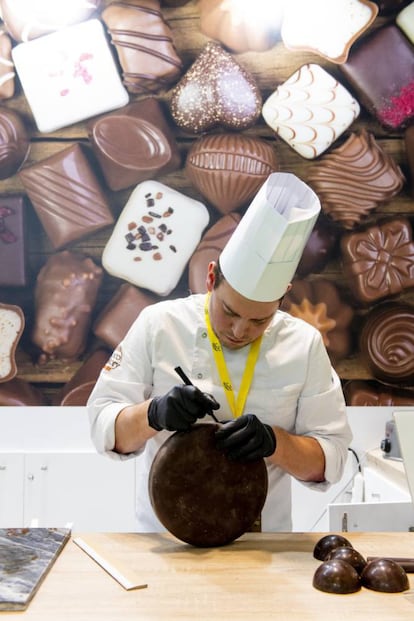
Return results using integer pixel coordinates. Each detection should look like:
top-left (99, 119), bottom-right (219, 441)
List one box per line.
top-left (169, 42), bottom-right (262, 133)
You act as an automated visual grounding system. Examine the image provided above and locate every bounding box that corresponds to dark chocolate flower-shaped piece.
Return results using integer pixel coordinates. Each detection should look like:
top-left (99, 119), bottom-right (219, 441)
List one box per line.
top-left (341, 218), bottom-right (414, 303)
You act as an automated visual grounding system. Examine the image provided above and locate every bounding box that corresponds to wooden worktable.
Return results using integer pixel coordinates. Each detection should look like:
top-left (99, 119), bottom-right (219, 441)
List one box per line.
top-left (3, 532), bottom-right (413, 620)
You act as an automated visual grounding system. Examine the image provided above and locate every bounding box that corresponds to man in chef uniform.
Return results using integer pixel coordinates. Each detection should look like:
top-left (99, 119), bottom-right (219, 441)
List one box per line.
top-left (88, 172), bottom-right (352, 532)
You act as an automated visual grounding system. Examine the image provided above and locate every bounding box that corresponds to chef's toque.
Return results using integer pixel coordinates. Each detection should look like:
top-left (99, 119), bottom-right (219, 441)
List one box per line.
top-left (219, 172), bottom-right (321, 302)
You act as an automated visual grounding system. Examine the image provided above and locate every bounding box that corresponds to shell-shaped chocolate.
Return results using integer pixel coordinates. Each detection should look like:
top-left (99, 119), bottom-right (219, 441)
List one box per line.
top-left (307, 130), bottom-right (405, 229)
top-left (170, 42), bottom-right (262, 133)
top-left (282, 278), bottom-right (354, 363)
top-left (186, 133), bottom-right (279, 213)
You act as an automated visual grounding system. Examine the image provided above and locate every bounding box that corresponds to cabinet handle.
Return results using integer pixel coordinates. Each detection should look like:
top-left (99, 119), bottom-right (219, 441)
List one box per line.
top-left (27, 473), bottom-right (34, 481)
top-left (0, 465), bottom-right (6, 470)
top-left (40, 465), bottom-right (48, 471)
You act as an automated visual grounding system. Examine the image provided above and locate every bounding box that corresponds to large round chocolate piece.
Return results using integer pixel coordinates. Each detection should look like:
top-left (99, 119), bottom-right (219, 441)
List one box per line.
top-left (327, 546), bottom-right (367, 575)
top-left (313, 534), bottom-right (353, 561)
top-left (361, 558), bottom-right (410, 592)
top-left (149, 424), bottom-right (268, 547)
top-left (313, 559), bottom-right (361, 594)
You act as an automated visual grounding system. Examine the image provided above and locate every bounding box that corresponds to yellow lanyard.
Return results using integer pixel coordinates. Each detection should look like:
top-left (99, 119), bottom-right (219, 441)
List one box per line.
top-left (204, 292), bottom-right (262, 418)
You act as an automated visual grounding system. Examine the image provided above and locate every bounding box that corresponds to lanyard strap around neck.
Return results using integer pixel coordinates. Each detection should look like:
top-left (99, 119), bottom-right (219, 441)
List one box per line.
top-left (204, 292), bottom-right (262, 418)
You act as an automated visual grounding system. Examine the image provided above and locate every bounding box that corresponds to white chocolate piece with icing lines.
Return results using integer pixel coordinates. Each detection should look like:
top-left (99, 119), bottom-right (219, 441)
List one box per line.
top-left (102, 181), bottom-right (210, 297)
top-left (396, 2), bottom-right (414, 44)
top-left (262, 63), bottom-right (360, 160)
top-left (281, 0), bottom-right (378, 64)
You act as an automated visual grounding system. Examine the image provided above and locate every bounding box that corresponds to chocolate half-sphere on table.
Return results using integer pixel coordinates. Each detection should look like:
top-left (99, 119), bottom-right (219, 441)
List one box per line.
top-left (87, 98), bottom-right (181, 192)
top-left (0, 107), bottom-right (29, 179)
top-left (149, 424), bottom-right (268, 547)
top-left (19, 143), bottom-right (114, 250)
top-left (185, 133), bottom-right (279, 214)
top-left (359, 302), bottom-right (414, 386)
top-left (0, 194), bottom-right (28, 287)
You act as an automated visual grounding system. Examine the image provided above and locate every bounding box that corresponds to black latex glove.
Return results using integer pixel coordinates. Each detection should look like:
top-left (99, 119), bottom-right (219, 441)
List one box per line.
top-left (215, 413), bottom-right (276, 462)
top-left (148, 385), bottom-right (220, 432)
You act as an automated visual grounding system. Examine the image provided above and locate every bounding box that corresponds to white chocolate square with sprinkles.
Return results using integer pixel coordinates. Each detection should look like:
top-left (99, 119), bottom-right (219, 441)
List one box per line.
top-left (102, 181), bottom-right (209, 296)
top-left (262, 63), bottom-right (360, 160)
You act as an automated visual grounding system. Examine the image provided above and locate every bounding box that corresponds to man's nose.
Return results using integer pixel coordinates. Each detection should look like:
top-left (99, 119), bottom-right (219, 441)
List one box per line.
top-left (231, 317), bottom-right (249, 338)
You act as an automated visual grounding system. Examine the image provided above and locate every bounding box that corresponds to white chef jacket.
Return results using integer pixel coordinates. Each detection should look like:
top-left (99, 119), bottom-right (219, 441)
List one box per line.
top-left (88, 294), bottom-right (352, 532)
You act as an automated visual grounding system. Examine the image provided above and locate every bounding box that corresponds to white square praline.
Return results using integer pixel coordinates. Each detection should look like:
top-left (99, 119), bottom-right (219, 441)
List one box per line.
top-left (102, 181), bottom-right (210, 296)
top-left (12, 19), bottom-right (129, 133)
top-left (262, 63), bottom-right (360, 159)
top-left (396, 2), bottom-right (414, 44)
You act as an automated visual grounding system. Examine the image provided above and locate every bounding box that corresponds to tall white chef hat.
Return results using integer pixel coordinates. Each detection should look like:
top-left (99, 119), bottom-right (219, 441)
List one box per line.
top-left (219, 172), bottom-right (321, 302)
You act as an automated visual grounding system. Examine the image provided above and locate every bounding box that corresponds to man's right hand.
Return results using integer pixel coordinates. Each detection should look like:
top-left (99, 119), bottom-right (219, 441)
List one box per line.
top-left (147, 385), bottom-right (219, 432)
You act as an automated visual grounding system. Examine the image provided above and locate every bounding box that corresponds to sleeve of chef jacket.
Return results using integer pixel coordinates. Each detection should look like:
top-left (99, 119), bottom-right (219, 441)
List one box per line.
top-left (294, 331), bottom-right (353, 489)
top-left (87, 307), bottom-right (156, 460)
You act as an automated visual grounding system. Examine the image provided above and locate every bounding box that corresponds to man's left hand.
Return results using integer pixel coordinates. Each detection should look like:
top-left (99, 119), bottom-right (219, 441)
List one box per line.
top-left (215, 414), bottom-right (276, 462)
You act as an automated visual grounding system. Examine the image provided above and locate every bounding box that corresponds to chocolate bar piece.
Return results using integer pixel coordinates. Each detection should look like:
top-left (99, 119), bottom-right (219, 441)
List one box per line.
top-left (307, 130), bottom-right (405, 229)
top-left (93, 283), bottom-right (159, 349)
top-left (344, 380), bottom-right (414, 406)
top-left (188, 213), bottom-right (241, 294)
top-left (87, 98), bottom-right (181, 191)
top-left (19, 143), bottom-right (114, 249)
top-left (32, 251), bottom-right (103, 363)
top-left (101, 0), bottom-right (182, 94)
top-left (340, 25), bottom-right (414, 129)
top-left (58, 348), bottom-right (111, 406)
top-left (0, 377), bottom-right (48, 406)
top-left (0, 194), bottom-right (27, 286)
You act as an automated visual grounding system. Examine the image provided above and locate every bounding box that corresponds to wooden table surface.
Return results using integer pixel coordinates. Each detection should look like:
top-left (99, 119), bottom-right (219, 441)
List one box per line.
top-left (2, 531), bottom-right (413, 620)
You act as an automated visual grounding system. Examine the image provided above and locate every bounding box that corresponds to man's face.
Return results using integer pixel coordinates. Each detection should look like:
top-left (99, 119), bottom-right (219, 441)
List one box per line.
top-left (206, 265), bottom-right (281, 350)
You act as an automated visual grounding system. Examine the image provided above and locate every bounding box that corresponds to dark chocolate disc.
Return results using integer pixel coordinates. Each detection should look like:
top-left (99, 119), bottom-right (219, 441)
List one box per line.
top-left (149, 423), bottom-right (268, 547)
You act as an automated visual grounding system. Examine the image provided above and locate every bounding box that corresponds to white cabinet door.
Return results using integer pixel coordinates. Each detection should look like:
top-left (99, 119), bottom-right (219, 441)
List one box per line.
top-left (0, 453), bottom-right (25, 527)
top-left (23, 452), bottom-right (137, 532)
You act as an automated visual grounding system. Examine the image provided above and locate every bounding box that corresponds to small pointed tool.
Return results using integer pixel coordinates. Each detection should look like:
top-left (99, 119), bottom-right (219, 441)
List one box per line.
top-left (174, 365), bottom-right (219, 423)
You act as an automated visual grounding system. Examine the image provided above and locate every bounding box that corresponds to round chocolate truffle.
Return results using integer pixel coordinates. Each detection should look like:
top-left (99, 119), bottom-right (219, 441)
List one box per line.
top-left (0, 106), bottom-right (30, 179)
top-left (359, 302), bottom-right (414, 385)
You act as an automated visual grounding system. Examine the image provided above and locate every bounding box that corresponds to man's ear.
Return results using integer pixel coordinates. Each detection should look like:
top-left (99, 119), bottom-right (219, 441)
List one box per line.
top-left (206, 261), bottom-right (216, 292)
